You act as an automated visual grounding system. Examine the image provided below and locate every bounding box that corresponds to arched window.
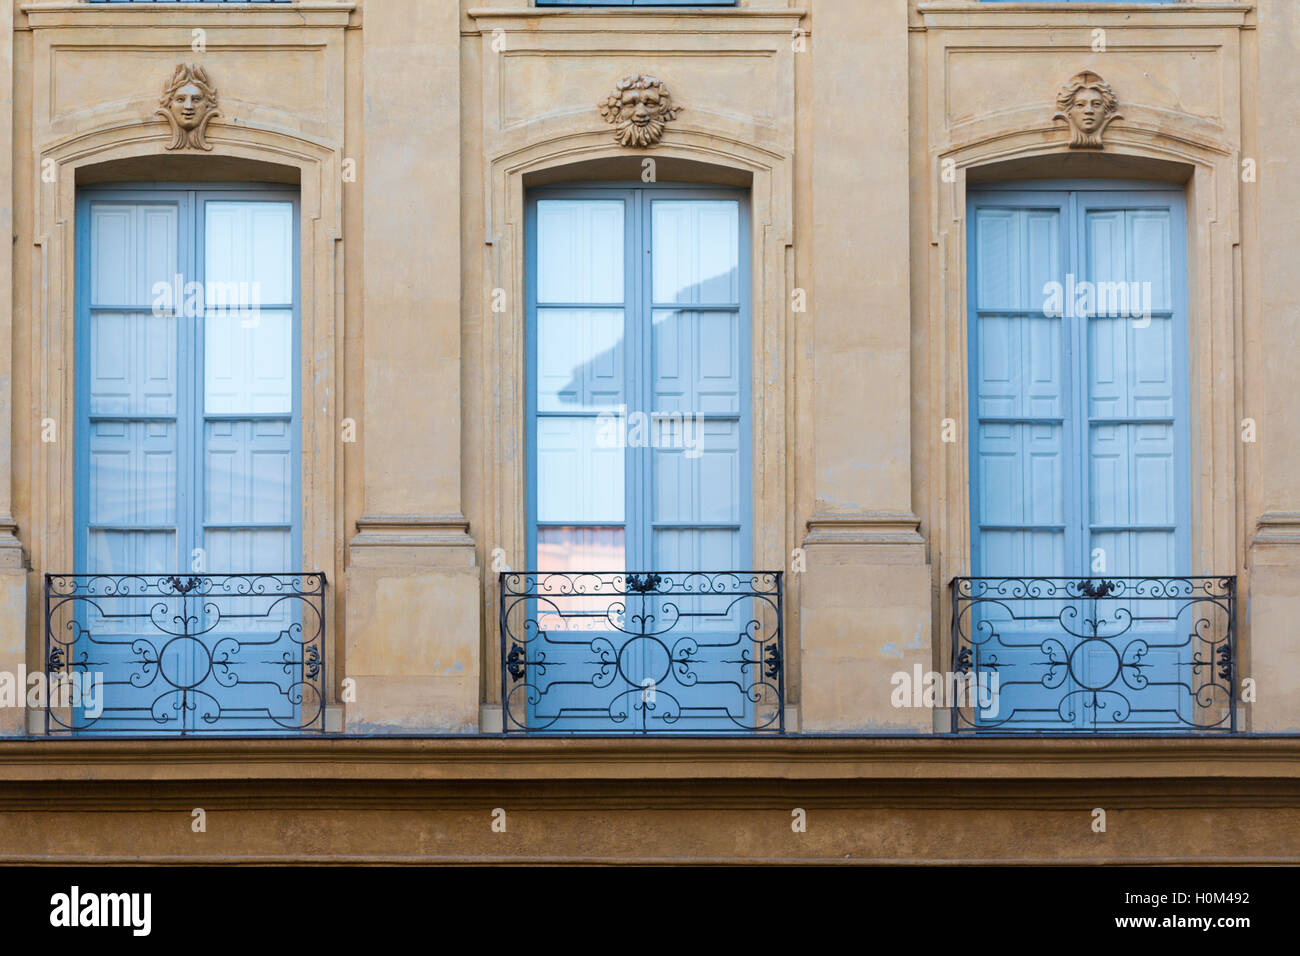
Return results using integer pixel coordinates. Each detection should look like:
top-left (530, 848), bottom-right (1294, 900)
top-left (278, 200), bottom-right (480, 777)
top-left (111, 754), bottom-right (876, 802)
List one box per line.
top-left (509, 182), bottom-right (782, 733)
top-left (70, 184), bottom-right (310, 734)
top-left (963, 180), bottom-right (1205, 731)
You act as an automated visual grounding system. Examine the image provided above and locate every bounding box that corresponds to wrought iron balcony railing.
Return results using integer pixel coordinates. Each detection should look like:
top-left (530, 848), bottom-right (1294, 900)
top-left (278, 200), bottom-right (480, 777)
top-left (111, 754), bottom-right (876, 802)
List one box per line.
top-left (500, 571), bottom-right (784, 734)
top-left (44, 573), bottom-right (326, 735)
top-left (950, 576), bottom-right (1236, 733)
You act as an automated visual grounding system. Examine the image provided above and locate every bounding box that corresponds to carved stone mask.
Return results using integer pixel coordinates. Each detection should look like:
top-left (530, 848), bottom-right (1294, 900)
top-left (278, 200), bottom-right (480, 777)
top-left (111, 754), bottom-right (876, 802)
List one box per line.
top-left (169, 82), bottom-right (207, 131)
top-left (157, 64), bottom-right (219, 151)
top-left (600, 75), bottom-right (681, 148)
top-left (1054, 71), bottom-right (1121, 149)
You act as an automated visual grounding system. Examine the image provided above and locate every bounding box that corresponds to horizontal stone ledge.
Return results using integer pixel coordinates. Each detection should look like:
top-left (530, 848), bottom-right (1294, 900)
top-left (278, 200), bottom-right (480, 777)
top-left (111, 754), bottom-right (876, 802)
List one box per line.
top-left (915, 1), bottom-right (1253, 30)
top-left (21, 2), bottom-right (357, 30)
top-left (2, 735), bottom-right (1300, 786)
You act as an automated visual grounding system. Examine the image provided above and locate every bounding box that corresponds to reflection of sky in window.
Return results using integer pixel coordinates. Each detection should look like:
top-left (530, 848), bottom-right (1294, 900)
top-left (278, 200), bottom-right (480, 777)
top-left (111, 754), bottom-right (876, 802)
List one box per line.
top-left (533, 198), bottom-right (742, 573)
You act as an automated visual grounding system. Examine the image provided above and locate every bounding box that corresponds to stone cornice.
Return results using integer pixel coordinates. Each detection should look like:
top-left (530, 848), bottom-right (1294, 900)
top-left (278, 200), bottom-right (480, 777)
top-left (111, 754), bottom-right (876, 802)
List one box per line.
top-left (803, 512), bottom-right (925, 547)
top-left (1252, 511), bottom-right (1300, 549)
top-left (914, 1), bottom-right (1253, 30)
top-left (464, 7), bottom-right (807, 34)
top-left (3, 735), bottom-right (1300, 786)
top-left (20, 2), bottom-right (356, 30)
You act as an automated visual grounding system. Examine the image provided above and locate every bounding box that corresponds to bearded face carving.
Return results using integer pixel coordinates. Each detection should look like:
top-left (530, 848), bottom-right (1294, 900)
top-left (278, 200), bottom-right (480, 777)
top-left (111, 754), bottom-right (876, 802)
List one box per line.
top-left (157, 64), bottom-right (219, 151)
top-left (599, 75), bottom-right (681, 148)
top-left (1054, 71), bottom-right (1121, 149)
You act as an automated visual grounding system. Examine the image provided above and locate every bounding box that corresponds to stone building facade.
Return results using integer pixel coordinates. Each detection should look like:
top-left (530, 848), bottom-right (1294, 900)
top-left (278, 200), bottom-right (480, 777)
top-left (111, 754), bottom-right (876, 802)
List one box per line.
top-left (0, 0), bottom-right (1296, 863)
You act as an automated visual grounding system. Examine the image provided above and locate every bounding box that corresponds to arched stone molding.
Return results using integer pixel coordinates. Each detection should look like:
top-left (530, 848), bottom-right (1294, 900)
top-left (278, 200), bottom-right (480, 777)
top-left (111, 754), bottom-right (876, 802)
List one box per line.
top-left (474, 129), bottom-right (797, 713)
top-left (27, 120), bottom-right (346, 723)
top-left (925, 126), bottom-right (1247, 727)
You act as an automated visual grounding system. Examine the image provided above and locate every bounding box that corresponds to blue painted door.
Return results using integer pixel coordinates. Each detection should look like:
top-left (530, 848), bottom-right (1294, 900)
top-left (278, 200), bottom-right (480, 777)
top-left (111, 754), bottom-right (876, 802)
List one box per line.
top-left (967, 183), bottom-right (1191, 729)
top-left (524, 185), bottom-right (752, 730)
top-left (75, 186), bottom-right (300, 732)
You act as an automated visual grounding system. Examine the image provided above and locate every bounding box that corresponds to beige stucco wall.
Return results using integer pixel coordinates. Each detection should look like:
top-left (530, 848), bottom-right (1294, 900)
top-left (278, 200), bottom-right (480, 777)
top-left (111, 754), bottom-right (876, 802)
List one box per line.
top-left (0, 0), bottom-right (1288, 739)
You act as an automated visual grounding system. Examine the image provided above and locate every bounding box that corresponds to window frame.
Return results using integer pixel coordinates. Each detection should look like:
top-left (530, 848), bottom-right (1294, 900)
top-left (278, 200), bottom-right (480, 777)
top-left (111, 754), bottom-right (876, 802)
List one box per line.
top-left (73, 182), bottom-right (304, 578)
top-left (964, 179), bottom-right (1192, 579)
top-left (523, 181), bottom-right (754, 576)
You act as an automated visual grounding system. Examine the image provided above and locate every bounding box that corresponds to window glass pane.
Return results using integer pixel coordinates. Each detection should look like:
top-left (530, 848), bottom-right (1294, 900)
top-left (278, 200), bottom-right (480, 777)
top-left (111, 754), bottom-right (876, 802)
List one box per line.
top-left (537, 200), bottom-right (624, 304)
top-left (1088, 315), bottom-right (1174, 420)
top-left (1089, 422), bottom-right (1176, 525)
top-left (650, 529), bottom-right (744, 633)
top-left (89, 312), bottom-right (179, 417)
top-left (536, 416), bottom-right (624, 523)
top-left (652, 200), bottom-right (739, 305)
top-left (1084, 209), bottom-right (1173, 313)
top-left (537, 526), bottom-right (625, 572)
top-left (652, 308), bottom-right (741, 416)
top-left (652, 418), bottom-right (741, 525)
top-left (204, 308), bottom-right (293, 414)
top-left (974, 207), bottom-right (1061, 311)
top-left (88, 421), bottom-right (177, 526)
top-left (973, 314), bottom-right (1064, 420)
top-left (205, 201), bottom-right (294, 304)
top-left (976, 530), bottom-right (1066, 580)
top-left (982, 0), bottom-right (1170, 4)
top-left (205, 419), bottom-right (294, 526)
top-left (976, 422), bottom-right (1065, 528)
top-left (536, 308), bottom-right (625, 412)
top-left (86, 531), bottom-right (176, 577)
top-left (535, 1), bottom-right (736, 6)
top-left (91, 203), bottom-right (178, 308)
top-left (204, 202), bottom-right (294, 415)
top-left (204, 529), bottom-right (294, 575)
top-left (534, 527), bottom-right (627, 636)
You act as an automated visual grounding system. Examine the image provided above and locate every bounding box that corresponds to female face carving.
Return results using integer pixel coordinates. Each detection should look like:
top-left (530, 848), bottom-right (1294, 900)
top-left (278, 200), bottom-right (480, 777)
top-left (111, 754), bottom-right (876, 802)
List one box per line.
top-left (169, 82), bottom-right (207, 131)
top-left (1070, 87), bottom-right (1107, 132)
top-left (1054, 72), bottom-right (1119, 150)
top-left (157, 65), bottom-right (219, 152)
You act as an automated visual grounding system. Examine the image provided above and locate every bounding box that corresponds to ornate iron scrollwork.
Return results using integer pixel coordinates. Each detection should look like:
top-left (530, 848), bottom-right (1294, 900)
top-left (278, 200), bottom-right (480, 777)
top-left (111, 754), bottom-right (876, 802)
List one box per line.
top-left (499, 571), bottom-right (784, 734)
top-left (44, 573), bottom-right (327, 735)
top-left (950, 576), bottom-right (1237, 733)
top-left (1077, 579), bottom-right (1116, 599)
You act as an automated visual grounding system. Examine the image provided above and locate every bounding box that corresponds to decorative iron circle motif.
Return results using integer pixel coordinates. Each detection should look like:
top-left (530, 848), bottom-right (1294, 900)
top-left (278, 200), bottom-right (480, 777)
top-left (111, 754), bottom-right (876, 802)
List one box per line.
top-left (1066, 637), bottom-right (1122, 691)
top-left (617, 635), bottom-right (672, 690)
top-left (157, 635), bottom-right (214, 690)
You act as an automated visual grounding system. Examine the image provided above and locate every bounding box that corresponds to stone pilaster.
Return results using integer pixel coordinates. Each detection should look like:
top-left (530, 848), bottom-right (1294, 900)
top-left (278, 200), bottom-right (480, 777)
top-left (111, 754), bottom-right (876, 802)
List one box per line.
top-left (344, 0), bottom-right (477, 732)
top-left (1246, 0), bottom-right (1300, 732)
top-left (800, 0), bottom-right (931, 732)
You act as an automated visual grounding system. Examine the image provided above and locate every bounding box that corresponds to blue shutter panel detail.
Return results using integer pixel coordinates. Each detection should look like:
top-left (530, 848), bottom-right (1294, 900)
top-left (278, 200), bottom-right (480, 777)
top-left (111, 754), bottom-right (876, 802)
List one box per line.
top-left (972, 201), bottom-right (1069, 579)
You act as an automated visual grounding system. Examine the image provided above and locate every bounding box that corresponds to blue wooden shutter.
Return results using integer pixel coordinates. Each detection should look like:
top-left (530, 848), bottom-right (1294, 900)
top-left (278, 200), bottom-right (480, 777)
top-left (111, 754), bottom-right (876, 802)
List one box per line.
top-left (76, 187), bottom-right (302, 733)
top-left (1078, 192), bottom-right (1192, 726)
top-left (970, 196), bottom-right (1071, 579)
top-left (524, 186), bottom-right (752, 731)
top-left (81, 198), bottom-right (187, 577)
top-left (967, 183), bottom-right (1192, 729)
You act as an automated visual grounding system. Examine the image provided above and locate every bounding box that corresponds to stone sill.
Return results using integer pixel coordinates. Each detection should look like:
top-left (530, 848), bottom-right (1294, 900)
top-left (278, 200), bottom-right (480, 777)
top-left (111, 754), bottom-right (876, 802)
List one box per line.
top-left (3, 734), bottom-right (1300, 786)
